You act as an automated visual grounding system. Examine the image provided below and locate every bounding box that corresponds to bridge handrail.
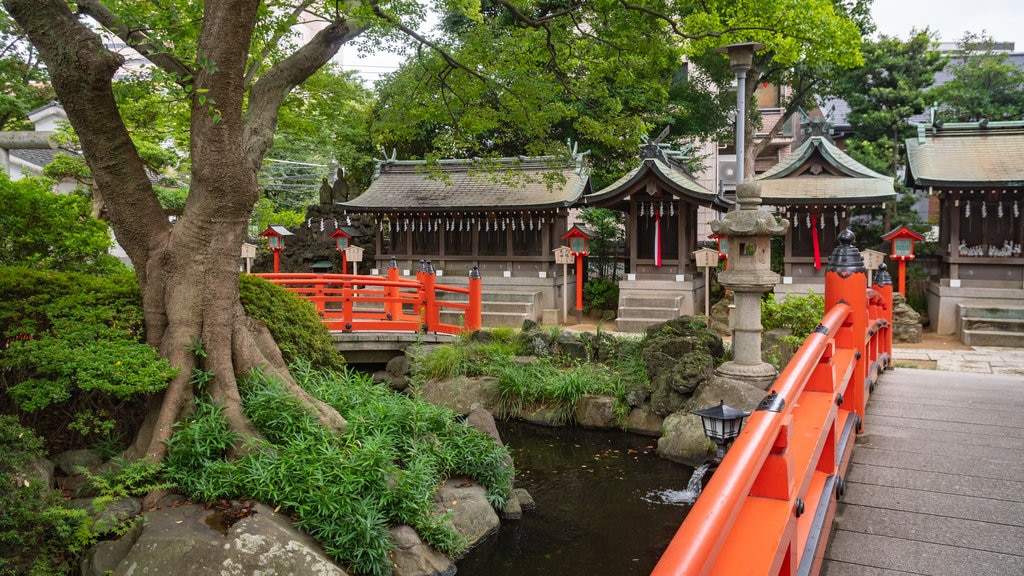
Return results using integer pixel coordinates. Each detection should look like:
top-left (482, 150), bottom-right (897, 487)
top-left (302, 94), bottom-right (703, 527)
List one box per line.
top-left (652, 233), bottom-right (893, 576)
top-left (253, 271), bottom-right (481, 334)
top-left (650, 303), bottom-right (853, 576)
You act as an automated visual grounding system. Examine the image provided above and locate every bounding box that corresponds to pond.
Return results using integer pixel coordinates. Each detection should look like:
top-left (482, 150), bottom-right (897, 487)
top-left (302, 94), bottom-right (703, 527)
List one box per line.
top-left (455, 420), bottom-right (704, 576)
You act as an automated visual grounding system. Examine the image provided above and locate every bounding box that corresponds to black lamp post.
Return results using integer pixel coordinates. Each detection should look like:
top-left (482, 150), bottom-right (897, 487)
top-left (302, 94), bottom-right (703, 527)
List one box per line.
top-left (692, 400), bottom-right (751, 459)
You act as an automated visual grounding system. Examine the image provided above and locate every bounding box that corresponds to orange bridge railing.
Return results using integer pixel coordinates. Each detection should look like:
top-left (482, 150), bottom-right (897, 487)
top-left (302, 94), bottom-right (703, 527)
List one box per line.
top-left (254, 261), bottom-right (481, 335)
top-left (651, 232), bottom-right (893, 576)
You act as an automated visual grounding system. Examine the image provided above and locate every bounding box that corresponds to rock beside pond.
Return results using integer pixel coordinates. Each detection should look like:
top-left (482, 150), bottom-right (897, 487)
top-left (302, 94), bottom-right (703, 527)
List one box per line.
top-left (389, 525), bottom-right (456, 576)
top-left (657, 412), bottom-right (716, 466)
top-left (625, 407), bottom-right (664, 436)
top-left (657, 376), bottom-right (768, 466)
top-left (512, 488), bottom-right (536, 511)
top-left (575, 394), bottom-right (618, 428)
top-left (86, 501), bottom-right (348, 576)
top-left (419, 375), bottom-right (501, 415)
top-left (434, 479), bottom-right (500, 551)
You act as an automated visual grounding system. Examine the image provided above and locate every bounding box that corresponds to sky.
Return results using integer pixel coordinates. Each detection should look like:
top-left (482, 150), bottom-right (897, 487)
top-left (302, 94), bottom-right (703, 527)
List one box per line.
top-left (339, 1), bottom-right (1024, 83)
top-left (870, 0), bottom-right (1023, 46)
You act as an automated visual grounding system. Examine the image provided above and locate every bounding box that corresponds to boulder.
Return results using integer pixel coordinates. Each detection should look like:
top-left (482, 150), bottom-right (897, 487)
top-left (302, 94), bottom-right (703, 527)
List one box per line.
top-left (466, 405), bottom-right (513, 467)
top-left (105, 502), bottom-right (347, 575)
top-left (554, 331), bottom-right (588, 361)
top-left (574, 394), bottom-right (618, 428)
top-left (514, 404), bottom-right (564, 427)
top-left (433, 479), bottom-right (500, 550)
top-left (625, 407), bottom-right (664, 437)
top-left (418, 376), bottom-right (501, 415)
top-left (388, 525), bottom-right (455, 576)
top-left (891, 293), bottom-right (923, 343)
top-left (657, 412), bottom-right (716, 466)
top-left (685, 376), bottom-right (768, 415)
top-left (51, 449), bottom-right (103, 476)
top-left (499, 495), bottom-right (522, 520)
top-left (81, 523), bottom-right (142, 576)
top-left (512, 488), bottom-right (536, 511)
top-left (384, 354), bottom-right (413, 390)
top-left (68, 497), bottom-right (141, 535)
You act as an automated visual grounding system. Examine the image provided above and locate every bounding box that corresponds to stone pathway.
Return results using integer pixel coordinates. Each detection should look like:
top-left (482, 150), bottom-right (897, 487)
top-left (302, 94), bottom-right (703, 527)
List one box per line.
top-left (892, 345), bottom-right (1024, 376)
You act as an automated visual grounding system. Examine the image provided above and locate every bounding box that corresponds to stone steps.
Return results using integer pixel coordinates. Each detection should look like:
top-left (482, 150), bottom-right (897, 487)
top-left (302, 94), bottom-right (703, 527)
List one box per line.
top-left (439, 290), bottom-right (542, 328)
top-left (959, 305), bottom-right (1024, 346)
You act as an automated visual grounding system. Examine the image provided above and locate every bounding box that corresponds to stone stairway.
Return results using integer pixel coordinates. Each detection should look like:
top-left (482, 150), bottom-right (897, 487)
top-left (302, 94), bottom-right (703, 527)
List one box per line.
top-left (958, 305), bottom-right (1024, 346)
top-left (615, 278), bottom-right (696, 333)
top-left (439, 290), bottom-right (542, 328)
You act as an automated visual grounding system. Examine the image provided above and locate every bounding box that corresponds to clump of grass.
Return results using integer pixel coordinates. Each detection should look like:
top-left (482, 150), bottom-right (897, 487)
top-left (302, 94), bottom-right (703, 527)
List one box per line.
top-left (163, 363), bottom-right (513, 576)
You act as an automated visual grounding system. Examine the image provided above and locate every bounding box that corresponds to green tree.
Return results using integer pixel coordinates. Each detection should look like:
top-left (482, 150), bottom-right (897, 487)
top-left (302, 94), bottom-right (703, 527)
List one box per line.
top-left (836, 30), bottom-right (945, 175)
top-left (931, 32), bottom-right (1024, 122)
top-left (0, 174), bottom-right (121, 273)
top-left (0, 11), bottom-right (53, 129)
top-left (372, 0), bottom-right (865, 184)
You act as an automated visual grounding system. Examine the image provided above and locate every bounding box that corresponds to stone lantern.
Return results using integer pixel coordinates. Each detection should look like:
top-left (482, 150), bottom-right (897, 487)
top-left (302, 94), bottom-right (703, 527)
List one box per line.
top-left (709, 179), bottom-right (789, 387)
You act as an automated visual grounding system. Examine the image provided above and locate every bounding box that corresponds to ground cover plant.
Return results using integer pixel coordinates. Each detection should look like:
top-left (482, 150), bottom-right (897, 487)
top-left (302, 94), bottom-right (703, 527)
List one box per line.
top-left (410, 328), bottom-right (647, 425)
top-left (164, 361), bottom-right (513, 576)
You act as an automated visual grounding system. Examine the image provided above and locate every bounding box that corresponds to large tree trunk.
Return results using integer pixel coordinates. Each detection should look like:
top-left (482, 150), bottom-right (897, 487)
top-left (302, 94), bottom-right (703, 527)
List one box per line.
top-left (6, 0), bottom-right (359, 461)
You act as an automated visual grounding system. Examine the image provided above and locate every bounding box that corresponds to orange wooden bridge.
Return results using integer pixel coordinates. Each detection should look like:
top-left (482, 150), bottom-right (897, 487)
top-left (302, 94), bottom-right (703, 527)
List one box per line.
top-left (651, 234), bottom-right (894, 576)
top-left (255, 260), bottom-right (482, 335)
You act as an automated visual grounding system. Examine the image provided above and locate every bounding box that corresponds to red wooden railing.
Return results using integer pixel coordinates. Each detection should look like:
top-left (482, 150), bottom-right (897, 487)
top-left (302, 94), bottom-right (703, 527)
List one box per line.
top-left (254, 261), bottom-right (481, 335)
top-left (651, 236), bottom-right (892, 576)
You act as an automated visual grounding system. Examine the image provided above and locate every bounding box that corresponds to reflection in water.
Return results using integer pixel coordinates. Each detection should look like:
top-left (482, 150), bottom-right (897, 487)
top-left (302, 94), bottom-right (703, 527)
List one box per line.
top-left (456, 421), bottom-right (699, 576)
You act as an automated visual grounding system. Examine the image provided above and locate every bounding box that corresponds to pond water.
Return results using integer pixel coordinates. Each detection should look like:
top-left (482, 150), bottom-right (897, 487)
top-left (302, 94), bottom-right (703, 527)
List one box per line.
top-left (455, 420), bottom-right (701, 576)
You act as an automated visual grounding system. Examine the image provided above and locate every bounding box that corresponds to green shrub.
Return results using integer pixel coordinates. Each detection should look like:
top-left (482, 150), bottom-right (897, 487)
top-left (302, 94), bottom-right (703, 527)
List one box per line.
top-left (163, 364), bottom-right (512, 576)
top-left (239, 274), bottom-right (346, 373)
top-left (761, 291), bottom-right (826, 348)
top-left (583, 276), bottom-right (619, 312)
top-left (0, 174), bottom-right (123, 274)
top-left (0, 416), bottom-right (94, 576)
top-left (0, 268), bottom-right (176, 444)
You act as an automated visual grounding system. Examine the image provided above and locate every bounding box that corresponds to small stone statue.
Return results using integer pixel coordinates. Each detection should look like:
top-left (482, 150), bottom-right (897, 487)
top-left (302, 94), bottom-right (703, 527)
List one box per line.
top-left (331, 168), bottom-right (350, 203)
top-left (319, 177), bottom-right (333, 207)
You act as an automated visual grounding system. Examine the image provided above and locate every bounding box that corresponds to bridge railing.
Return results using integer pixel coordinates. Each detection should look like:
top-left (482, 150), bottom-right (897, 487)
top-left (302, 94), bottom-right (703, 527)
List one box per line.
top-left (651, 233), bottom-right (892, 576)
top-left (254, 263), bottom-right (481, 335)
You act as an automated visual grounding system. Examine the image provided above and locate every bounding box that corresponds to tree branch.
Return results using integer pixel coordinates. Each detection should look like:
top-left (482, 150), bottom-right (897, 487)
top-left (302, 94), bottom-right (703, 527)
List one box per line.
top-left (76, 0), bottom-right (194, 83)
top-left (243, 15), bottom-right (365, 173)
top-left (243, 0), bottom-right (317, 87)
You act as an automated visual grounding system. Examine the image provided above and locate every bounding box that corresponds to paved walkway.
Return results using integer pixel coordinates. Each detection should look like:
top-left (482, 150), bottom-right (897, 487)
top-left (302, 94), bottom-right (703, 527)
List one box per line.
top-left (821, 366), bottom-right (1024, 575)
top-left (892, 344), bottom-right (1024, 376)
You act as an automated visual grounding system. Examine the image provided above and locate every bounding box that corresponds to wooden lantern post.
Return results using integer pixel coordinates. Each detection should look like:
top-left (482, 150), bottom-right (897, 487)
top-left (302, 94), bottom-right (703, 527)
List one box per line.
top-left (553, 246), bottom-right (574, 324)
top-left (693, 247), bottom-right (720, 326)
top-left (329, 228), bottom-right (352, 272)
top-left (560, 225), bottom-right (595, 325)
top-left (259, 225), bottom-right (293, 273)
top-left (881, 224), bottom-right (925, 295)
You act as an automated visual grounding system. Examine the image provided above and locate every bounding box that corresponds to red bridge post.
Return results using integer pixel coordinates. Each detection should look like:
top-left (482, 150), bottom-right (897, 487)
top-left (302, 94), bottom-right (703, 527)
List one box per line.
top-left (386, 257), bottom-right (399, 320)
top-left (465, 265), bottom-right (482, 332)
top-left (825, 229), bottom-right (868, 428)
top-left (873, 263), bottom-right (894, 364)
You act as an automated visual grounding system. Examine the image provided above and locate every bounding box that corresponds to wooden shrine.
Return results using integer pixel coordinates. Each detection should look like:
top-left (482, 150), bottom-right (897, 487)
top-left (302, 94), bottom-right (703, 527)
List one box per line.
top-left (581, 133), bottom-right (728, 331)
top-left (905, 119), bottom-right (1024, 335)
top-left (756, 115), bottom-right (895, 296)
top-left (336, 152), bottom-right (592, 324)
